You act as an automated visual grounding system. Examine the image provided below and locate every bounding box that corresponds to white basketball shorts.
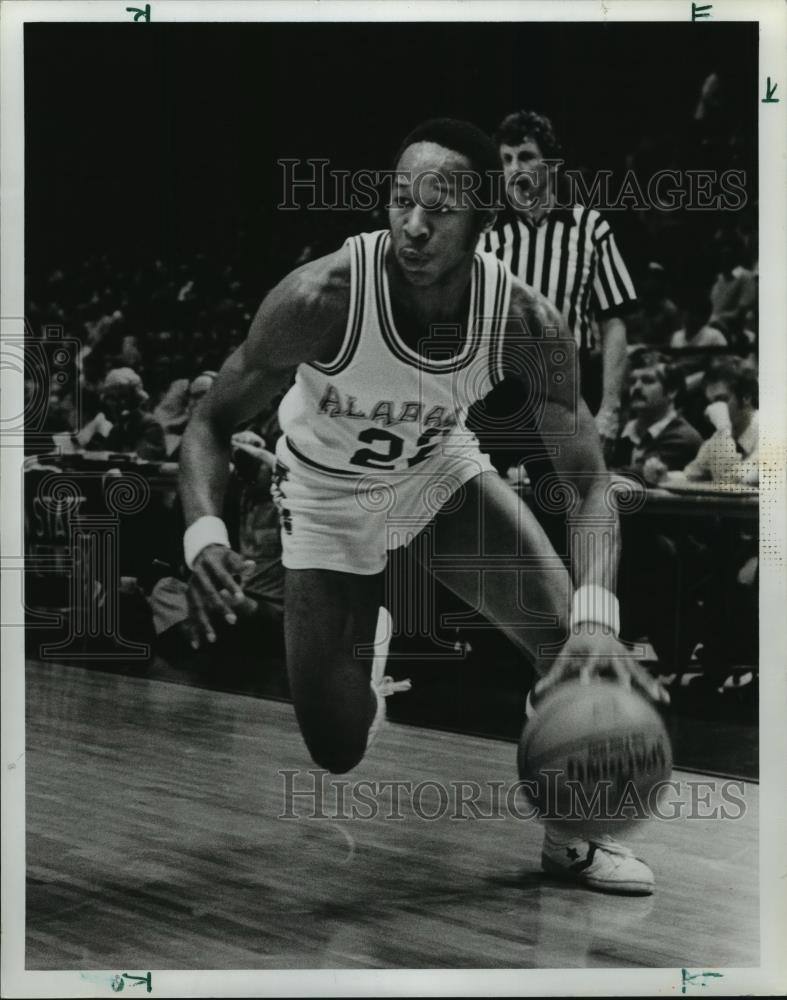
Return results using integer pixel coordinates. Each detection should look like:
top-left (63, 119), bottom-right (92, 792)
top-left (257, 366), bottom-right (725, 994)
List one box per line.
top-left (271, 435), bottom-right (495, 575)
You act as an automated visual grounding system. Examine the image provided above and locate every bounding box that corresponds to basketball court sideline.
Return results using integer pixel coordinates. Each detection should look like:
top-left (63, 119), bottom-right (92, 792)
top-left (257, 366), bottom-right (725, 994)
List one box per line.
top-left (24, 661), bottom-right (758, 970)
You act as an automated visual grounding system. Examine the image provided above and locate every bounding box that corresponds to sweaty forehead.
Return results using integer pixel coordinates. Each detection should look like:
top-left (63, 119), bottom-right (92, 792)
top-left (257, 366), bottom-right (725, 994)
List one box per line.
top-left (395, 141), bottom-right (473, 182)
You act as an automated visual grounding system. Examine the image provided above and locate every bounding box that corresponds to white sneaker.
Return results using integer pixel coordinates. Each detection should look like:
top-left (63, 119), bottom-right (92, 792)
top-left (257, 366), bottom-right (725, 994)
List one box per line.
top-left (366, 607), bottom-right (411, 749)
top-left (541, 825), bottom-right (655, 895)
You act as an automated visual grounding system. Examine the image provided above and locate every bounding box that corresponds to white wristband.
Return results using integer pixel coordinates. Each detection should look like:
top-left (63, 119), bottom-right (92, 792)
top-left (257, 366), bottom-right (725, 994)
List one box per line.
top-left (570, 584), bottom-right (620, 635)
top-left (184, 516), bottom-right (230, 570)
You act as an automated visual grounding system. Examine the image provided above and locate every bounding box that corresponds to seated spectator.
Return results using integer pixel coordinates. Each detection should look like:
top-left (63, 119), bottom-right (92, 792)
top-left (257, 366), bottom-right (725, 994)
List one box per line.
top-left (118, 334), bottom-right (143, 370)
top-left (163, 371), bottom-right (218, 460)
top-left (149, 410), bottom-right (284, 663)
top-left (44, 373), bottom-right (78, 435)
top-left (152, 377), bottom-right (190, 455)
top-left (146, 354), bottom-right (177, 405)
top-left (649, 357), bottom-right (760, 685)
top-left (654, 359), bottom-right (759, 486)
top-left (612, 350), bottom-right (703, 481)
top-left (625, 263), bottom-right (683, 347)
top-left (614, 353), bottom-right (705, 676)
top-left (187, 370), bottom-right (218, 414)
top-left (74, 367), bottom-right (166, 460)
top-left (228, 419), bottom-right (284, 634)
top-left (684, 360), bottom-right (758, 484)
top-left (708, 230), bottom-right (757, 341)
top-left (741, 304), bottom-right (758, 351)
top-left (670, 289), bottom-right (727, 350)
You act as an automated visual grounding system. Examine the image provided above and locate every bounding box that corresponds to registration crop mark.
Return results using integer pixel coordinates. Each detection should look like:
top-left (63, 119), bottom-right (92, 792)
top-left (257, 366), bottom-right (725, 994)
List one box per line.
top-left (681, 968), bottom-right (723, 993)
top-left (111, 972), bottom-right (153, 993)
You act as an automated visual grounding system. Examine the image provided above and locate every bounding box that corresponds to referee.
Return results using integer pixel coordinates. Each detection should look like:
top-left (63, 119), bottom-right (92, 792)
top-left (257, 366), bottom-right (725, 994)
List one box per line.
top-left (478, 110), bottom-right (638, 458)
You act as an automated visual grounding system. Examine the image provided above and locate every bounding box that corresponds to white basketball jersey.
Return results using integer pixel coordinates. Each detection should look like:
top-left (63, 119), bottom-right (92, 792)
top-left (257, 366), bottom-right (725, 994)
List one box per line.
top-left (278, 230), bottom-right (513, 476)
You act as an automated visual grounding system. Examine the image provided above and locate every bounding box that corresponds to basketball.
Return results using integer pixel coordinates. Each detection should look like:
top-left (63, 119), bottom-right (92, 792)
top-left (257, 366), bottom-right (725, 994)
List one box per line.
top-left (518, 679), bottom-right (673, 836)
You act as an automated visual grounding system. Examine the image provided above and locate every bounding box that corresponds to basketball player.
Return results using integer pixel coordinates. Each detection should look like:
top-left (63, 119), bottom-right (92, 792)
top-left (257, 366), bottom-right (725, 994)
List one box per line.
top-left (180, 119), bottom-right (666, 895)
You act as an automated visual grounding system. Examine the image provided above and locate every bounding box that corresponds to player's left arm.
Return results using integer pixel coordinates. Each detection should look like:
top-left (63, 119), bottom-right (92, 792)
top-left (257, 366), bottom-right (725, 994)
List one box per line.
top-left (506, 281), bottom-right (668, 704)
top-left (509, 285), bottom-right (618, 593)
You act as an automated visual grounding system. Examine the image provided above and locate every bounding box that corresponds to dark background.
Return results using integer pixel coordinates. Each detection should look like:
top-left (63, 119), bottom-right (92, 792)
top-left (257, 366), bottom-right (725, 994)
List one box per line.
top-left (25, 21), bottom-right (757, 276)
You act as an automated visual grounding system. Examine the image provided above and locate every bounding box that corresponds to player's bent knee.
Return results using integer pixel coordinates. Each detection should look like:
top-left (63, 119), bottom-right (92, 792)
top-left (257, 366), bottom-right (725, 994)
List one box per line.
top-left (299, 721), bottom-right (368, 774)
top-left (306, 740), bottom-right (366, 775)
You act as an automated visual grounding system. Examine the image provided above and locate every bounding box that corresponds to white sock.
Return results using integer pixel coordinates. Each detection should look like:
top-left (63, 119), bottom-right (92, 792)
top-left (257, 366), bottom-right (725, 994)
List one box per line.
top-left (366, 606), bottom-right (392, 749)
top-left (371, 606), bottom-right (392, 681)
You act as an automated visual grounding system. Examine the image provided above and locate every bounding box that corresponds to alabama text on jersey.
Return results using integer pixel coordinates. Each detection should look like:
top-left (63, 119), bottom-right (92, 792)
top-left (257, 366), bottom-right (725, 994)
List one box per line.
top-left (278, 230), bottom-right (513, 476)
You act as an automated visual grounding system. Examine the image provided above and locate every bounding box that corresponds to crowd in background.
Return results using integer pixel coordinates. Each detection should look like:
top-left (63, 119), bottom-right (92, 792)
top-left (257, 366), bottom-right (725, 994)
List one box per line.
top-left (23, 71), bottom-right (759, 688)
top-left (24, 223), bottom-right (758, 455)
top-left (25, 64), bottom-right (758, 447)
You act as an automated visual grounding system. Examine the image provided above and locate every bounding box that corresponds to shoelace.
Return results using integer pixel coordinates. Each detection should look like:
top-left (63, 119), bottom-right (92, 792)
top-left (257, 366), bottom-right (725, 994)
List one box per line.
top-left (546, 830), bottom-right (635, 861)
top-left (591, 835), bottom-right (636, 859)
top-left (376, 675), bottom-right (412, 697)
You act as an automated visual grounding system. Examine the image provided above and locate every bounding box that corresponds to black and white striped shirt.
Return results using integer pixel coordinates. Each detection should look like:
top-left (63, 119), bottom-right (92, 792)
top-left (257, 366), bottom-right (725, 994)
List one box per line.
top-left (481, 205), bottom-right (637, 351)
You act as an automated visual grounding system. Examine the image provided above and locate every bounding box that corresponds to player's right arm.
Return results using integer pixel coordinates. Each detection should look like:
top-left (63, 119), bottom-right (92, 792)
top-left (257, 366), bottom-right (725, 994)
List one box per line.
top-left (179, 246), bottom-right (351, 645)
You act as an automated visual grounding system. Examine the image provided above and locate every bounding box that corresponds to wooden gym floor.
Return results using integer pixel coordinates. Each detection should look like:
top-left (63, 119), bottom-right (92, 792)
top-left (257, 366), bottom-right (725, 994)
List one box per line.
top-left (24, 660), bottom-right (758, 970)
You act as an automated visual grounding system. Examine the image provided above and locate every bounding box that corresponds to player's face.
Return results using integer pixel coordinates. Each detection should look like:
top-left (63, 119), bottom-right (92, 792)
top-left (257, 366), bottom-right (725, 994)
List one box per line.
top-left (628, 366), bottom-right (670, 421)
top-left (499, 138), bottom-right (551, 215)
top-left (389, 142), bottom-right (482, 287)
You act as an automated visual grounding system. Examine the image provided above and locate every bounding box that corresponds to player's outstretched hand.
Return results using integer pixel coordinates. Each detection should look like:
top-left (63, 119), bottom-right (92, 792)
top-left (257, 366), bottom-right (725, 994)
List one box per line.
top-left (534, 628), bottom-right (670, 706)
top-left (186, 544), bottom-right (255, 648)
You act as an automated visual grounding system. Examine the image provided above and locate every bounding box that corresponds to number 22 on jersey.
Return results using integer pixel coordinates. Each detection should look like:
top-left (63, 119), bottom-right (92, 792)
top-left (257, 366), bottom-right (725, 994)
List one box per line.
top-left (349, 426), bottom-right (452, 470)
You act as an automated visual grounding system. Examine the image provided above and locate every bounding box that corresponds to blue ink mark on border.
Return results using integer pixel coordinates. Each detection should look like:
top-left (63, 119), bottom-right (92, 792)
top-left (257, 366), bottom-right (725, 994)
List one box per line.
top-left (691, 2), bottom-right (712, 19)
top-left (681, 968), bottom-right (724, 993)
top-left (762, 78), bottom-right (779, 103)
top-left (126, 4), bottom-right (151, 21)
top-left (111, 972), bottom-right (153, 993)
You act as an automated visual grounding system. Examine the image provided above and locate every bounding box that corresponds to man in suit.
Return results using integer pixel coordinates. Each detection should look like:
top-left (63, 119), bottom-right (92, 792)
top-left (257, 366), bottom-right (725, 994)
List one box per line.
top-left (612, 349), bottom-right (702, 480)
